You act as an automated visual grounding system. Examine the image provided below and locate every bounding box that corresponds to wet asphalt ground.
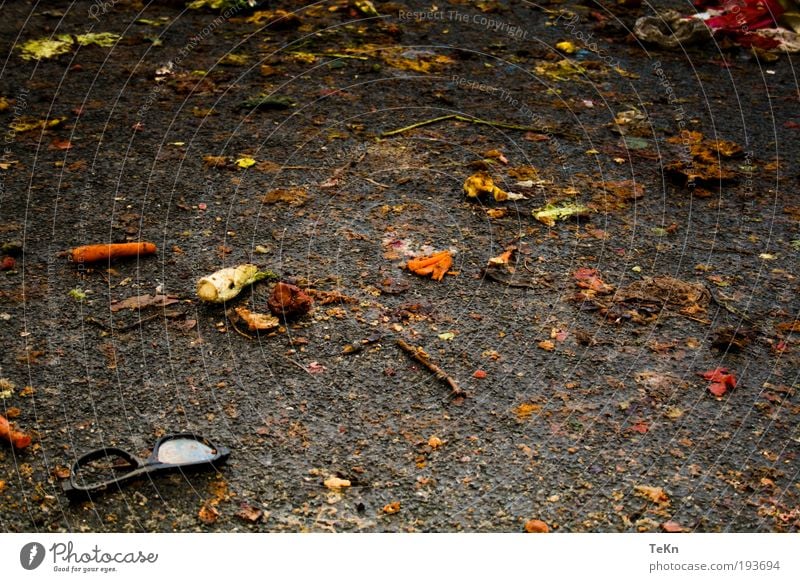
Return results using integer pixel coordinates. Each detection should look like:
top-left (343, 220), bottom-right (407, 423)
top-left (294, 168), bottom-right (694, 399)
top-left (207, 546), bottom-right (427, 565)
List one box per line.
top-left (0, 0), bottom-right (798, 532)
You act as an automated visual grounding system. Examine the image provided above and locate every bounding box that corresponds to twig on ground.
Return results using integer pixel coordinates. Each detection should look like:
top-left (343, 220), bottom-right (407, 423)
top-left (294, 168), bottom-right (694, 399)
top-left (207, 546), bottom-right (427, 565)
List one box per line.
top-left (85, 310), bottom-right (185, 332)
top-left (380, 114), bottom-right (575, 139)
top-left (706, 285), bottom-right (757, 325)
top-left (396, 338), bottom-right (465, 398)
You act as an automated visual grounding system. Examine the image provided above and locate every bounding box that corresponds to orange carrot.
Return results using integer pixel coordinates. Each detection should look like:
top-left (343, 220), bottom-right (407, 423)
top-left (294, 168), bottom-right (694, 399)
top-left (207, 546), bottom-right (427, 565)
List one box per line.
top-left (407, 251), bottom-right (450, 272)
top-left (407, 250), bottom-right (453, 281)
top-left (0, 414), bottom-right (31, 450)
top-left (68, 242), bottom-right (157, 263)
top-left (430, 254), bottom-right (452, 281)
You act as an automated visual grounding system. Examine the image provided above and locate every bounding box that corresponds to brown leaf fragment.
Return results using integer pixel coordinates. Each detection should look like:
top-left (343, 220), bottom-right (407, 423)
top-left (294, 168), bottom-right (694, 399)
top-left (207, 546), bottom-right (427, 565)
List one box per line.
top-left (574, 267), bottom-right (614, 295)
top-left (377, 277), bottom-right (410, 295)
top-left (634, 485), bottom-right (670, 505)
top-left (514, 402), bottom-right (541, 421)
top-left (203, 155), bottom-right (228, 168)
top-left (198, 502), bottom-right (220, 525)
top-left (235, 503), bottom-right (264, 523)
top-left (233, 307), bottom-right (279, 332)
top-left (537, 340), bottom-right (555, 351)
top-left (52, 466), bottom-right (71, 479)
top-left (262, 187), bottom-right (308, 207)
top-left (110, 294), bottom-right (180, 312)
top-left (614, 277), bottom-right (709, 313)
top-left (661, 521), bottom-right (684, 533)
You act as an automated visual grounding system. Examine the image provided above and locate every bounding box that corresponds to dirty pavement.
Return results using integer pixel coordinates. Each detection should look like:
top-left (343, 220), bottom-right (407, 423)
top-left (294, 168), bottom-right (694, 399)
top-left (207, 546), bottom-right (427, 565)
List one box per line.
top-left (0, 0), bottom-right (798, 532)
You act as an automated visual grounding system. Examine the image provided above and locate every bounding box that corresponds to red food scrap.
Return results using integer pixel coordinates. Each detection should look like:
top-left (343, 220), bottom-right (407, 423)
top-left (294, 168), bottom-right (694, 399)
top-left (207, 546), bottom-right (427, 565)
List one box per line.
top-left (267, 282), bottom-right (313, 319)
top-left (699, 367), bottom-right (737, 397)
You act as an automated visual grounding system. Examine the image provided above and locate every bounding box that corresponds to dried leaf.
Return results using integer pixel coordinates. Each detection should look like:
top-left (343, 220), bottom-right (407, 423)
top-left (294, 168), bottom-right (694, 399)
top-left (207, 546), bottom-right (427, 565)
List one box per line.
top-left (75, 33), bottom-right (121, 47)
top-left (535, 59), bottom-right (586, 81)
top-left (235, 503), bottom-right (263, 523)
top-left (382, 49), bottom-right (454, 73)
top-left (634, 485), bottom-right (670, 504)
top-left (268, 282), bottom-right (313, 319)
top-left (573, 268), bottom-right (614, 294)
top-left (514, 402), bottom-right (541, 420)
top-left (233, 307), bottom-right (279, 332)
top-left (198, 502), bottom-right (220, 525)
top-left (661, 521), bottom-right (684, 533)
top-left (235, 157), bottom-right (256, 168)
top-left (615, 277), bottom-right (709, 312)
top-left (9, 116), bottom-right (65, 133)
top-left (18, 35), bottom-right (74, 60)
top-left (534, 201), bottom-right (590, 227)
top-left (537, 340), bottom-right (555, 351)
top-left (203, 155), bottom-right (228, 168)
top-left (110, 294), bottom-right (179, 312)
top-left (262, 187), bottom-right (308, 207)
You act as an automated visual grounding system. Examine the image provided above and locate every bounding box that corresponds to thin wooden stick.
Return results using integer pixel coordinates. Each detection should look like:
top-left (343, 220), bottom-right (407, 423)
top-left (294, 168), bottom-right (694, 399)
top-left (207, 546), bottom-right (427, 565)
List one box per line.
top-left (396, 338), bottom-right (465, 398)
top-left (380, 113), bottom-right (574, 138)
top-left (706, 285), bottom-right (757, 325)
top-left (380, 114), bottom-right (458, 137)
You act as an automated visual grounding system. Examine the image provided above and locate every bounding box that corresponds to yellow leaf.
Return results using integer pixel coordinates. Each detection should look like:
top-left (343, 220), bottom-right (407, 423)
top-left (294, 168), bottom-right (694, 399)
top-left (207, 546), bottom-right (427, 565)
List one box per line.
top-left (18, 36), bottom-right (74, 60)
top-left (235, 157), bottom-right (256, 168)
top-left (10, 116), bottom-right (65, 133)
top-left (74, 33), bottom-right (120, 47)
top-left (555, 41), bottom-right (576, 54)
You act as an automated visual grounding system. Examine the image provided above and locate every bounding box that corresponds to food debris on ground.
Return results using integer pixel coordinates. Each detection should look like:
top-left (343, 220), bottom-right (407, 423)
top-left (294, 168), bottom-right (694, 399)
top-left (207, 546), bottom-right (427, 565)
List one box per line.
top-left (67, 242), bottom-right (157, 263)
top-left (267, 282), bottom-right (314, 319)
top-left (0, 413), bottom-right (31, 450)
top-left (232, 307), bottom-right (280, 332)
top-left (523, 519), bottom-right (550, 533)
top-left (699, 367), bottom-right (738, 397)
top-left (463, 171), bottom-right (524, 202)
top-left (533, 201), bottom-right (590, 227)
top-left (406, 250), bottom-right (453, 281)
top-left (196, 264), bottom-right (272, 303)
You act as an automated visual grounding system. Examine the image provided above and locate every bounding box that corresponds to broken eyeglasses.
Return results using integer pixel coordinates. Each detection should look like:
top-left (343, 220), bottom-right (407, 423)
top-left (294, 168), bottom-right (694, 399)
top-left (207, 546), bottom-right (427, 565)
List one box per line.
top-left (62, 433), bottom-right (230, 501)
